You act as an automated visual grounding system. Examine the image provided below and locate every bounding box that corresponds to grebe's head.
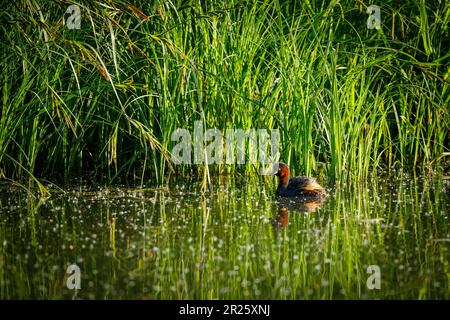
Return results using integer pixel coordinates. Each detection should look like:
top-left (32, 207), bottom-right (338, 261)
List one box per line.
top-left (275, 162), bottom-right (289, 179)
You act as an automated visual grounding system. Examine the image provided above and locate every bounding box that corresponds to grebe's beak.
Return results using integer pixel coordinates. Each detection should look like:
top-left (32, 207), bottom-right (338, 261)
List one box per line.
top-left (272, 162), bottom-right (280, 175)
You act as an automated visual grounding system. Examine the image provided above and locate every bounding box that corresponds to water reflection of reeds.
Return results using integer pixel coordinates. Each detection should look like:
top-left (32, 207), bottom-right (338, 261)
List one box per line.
top-left (0, 176), bottom-right (448, 299)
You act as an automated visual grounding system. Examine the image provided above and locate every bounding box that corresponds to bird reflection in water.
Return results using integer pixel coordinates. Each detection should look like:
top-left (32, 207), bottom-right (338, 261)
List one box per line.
top-left (271, 196), bottom-right (325, 229)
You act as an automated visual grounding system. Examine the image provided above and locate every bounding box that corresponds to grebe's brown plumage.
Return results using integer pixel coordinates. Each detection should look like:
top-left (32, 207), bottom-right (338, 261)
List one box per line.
top-left (275, 162), bottom-right (325, 197)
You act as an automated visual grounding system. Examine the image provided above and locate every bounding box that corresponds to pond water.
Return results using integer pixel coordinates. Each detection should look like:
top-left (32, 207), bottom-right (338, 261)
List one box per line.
top-left (0, 175), bottom-right (449, 299)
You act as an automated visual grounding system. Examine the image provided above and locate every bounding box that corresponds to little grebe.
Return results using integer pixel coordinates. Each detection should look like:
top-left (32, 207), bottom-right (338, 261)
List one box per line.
top-left (275, 162), bottom-right (325, 197)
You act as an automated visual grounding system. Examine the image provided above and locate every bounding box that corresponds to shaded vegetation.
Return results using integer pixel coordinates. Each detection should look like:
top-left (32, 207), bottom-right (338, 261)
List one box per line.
top-left (0, 0), bottom-right (449, 193)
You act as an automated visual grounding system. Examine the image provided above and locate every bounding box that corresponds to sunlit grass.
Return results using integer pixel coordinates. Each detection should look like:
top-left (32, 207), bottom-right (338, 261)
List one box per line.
top-left (0, 1), bottom-right (448, 193)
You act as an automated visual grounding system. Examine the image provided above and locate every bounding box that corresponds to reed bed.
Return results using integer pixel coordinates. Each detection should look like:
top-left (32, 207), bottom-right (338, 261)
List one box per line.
top-left (0, 0), bottom-right (449, 192)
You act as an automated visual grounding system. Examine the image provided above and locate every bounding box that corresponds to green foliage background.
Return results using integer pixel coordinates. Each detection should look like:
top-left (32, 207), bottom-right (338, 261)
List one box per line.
top-left (0, 0), bottom-right (449, 191)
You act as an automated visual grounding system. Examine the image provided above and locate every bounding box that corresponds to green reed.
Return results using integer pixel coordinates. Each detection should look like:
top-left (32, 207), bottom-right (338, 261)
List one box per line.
top-left (0, 0), bottom-right (449, 192)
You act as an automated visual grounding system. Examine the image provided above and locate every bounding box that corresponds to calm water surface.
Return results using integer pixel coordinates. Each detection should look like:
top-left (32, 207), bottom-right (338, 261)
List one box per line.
top-left (0, 175), bottom-right (449, 299)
